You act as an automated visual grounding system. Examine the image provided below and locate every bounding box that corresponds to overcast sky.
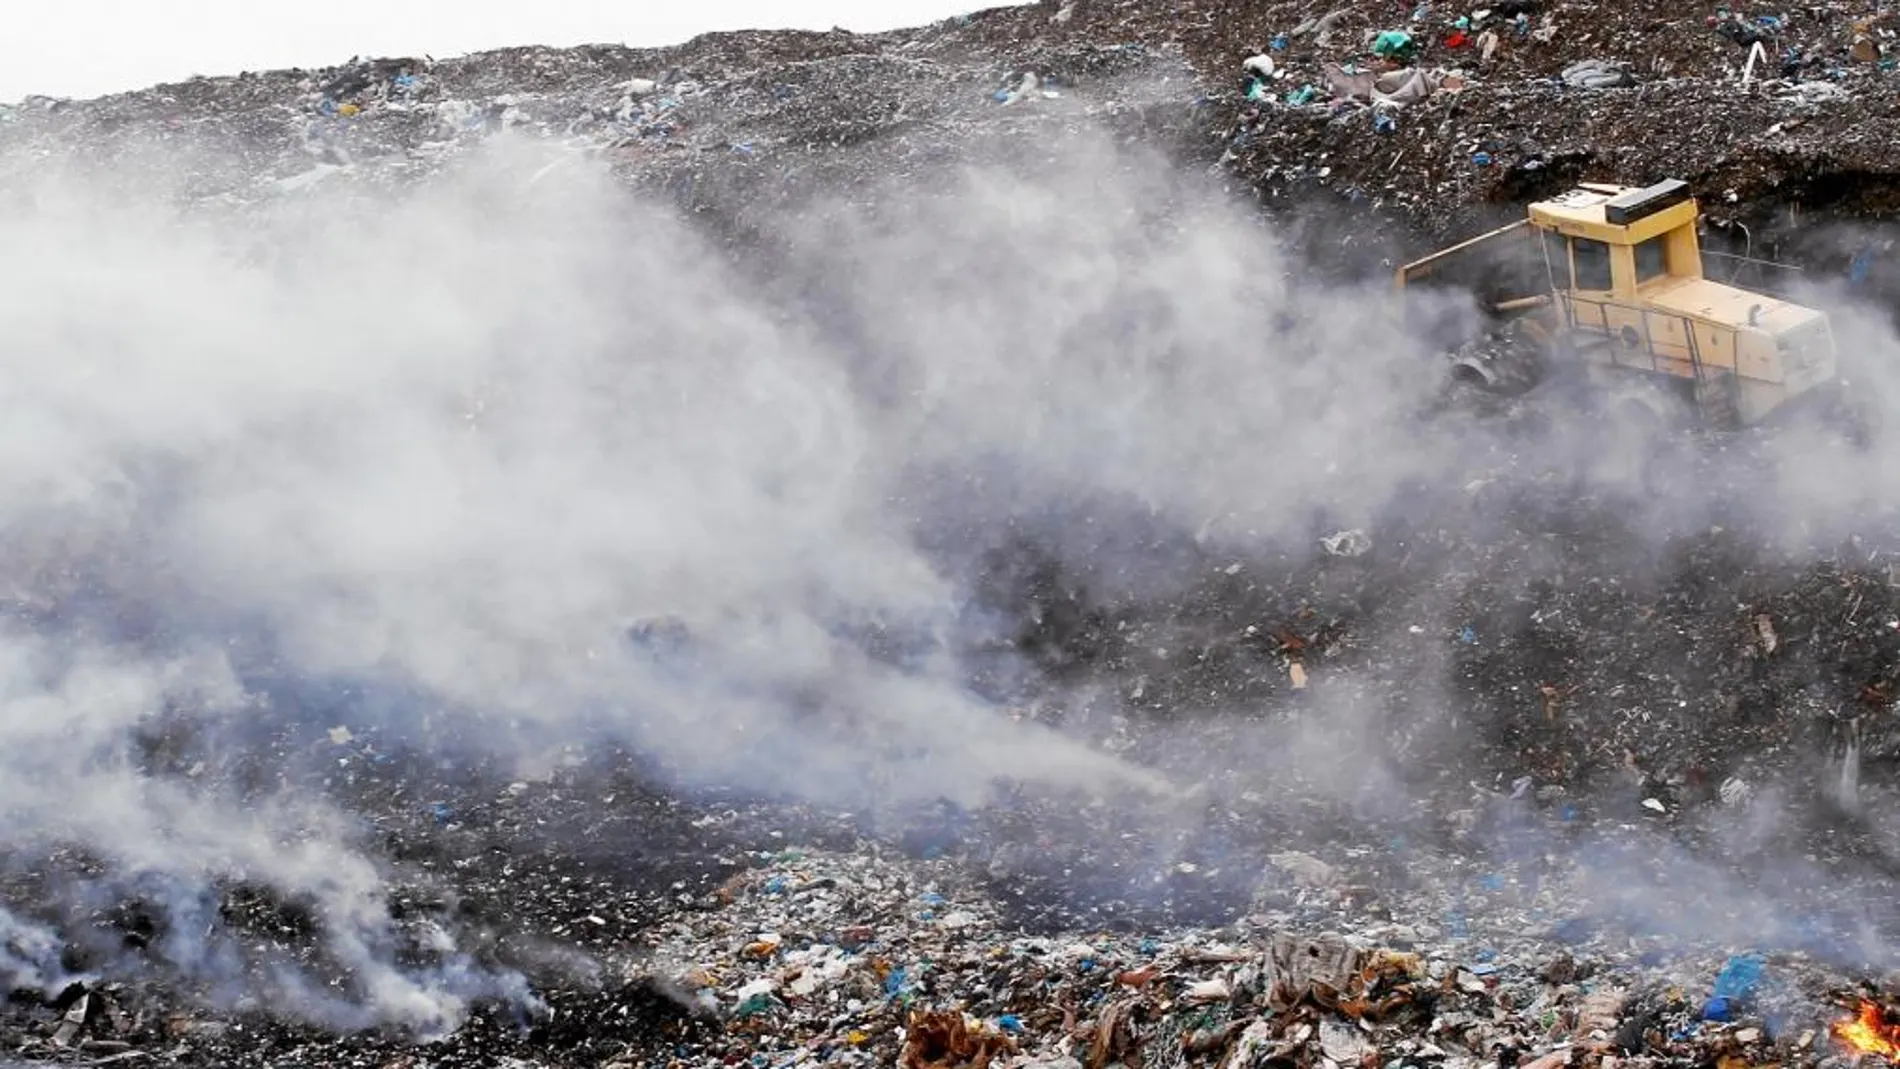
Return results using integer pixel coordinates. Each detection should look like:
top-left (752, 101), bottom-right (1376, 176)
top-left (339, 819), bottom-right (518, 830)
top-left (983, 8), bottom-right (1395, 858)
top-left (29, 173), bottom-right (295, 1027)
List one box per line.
top-left (0, 0), bottom-right (1011, 103)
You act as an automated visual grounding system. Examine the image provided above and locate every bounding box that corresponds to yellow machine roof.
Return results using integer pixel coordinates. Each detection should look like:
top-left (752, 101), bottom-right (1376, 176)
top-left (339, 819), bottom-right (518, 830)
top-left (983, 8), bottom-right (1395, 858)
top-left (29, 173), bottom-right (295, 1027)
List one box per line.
top-left (1528, 182), bottom-right (1698, 241)
top-left (1530, 185), bottom-right (1633, 227)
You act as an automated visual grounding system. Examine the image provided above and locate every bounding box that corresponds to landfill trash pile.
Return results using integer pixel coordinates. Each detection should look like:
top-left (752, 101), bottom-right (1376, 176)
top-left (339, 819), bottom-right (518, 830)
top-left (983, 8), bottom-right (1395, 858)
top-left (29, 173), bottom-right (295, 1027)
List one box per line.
top-left (6, 734), bottom-right (1900, 1069)
top-left (5, 0), bottom-right (1900, 250)
top-left (2, 434), bottom-right (1900, 1067)
top-left (4, 1), bottom-right (1900, 1067)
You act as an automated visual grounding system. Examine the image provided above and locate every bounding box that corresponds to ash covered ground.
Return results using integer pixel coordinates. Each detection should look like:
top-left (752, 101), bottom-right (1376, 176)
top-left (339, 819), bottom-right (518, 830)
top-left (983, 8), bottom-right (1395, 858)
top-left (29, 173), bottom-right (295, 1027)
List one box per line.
top-left (7, 2), bottom-right (1900, 1068)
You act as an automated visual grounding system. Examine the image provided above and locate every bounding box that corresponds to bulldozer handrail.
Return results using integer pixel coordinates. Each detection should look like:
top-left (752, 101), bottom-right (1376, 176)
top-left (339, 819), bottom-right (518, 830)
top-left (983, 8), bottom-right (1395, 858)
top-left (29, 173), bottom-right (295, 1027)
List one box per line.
top-left (1562, 290), bottom-right (1732, 385)
top-left (1701, 250), bottom-right (1806, 299)
top-left (1703, 250), bottom-right (1804, 275)
top-left (1564, 290), bottom-right (1702, 339)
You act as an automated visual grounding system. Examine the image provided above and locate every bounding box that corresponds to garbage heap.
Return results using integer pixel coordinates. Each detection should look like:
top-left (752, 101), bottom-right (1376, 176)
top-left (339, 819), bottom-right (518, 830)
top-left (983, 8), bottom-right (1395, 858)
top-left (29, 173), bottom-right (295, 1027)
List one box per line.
top-left (12, 814), bottom-right (1889, 1069)
top-left (3, 0), bottom-right (1899, 246)
top-left (602, 844), bottom-right (1880, 1069)
top-left (1, 2), bottom-right (1900, 1067)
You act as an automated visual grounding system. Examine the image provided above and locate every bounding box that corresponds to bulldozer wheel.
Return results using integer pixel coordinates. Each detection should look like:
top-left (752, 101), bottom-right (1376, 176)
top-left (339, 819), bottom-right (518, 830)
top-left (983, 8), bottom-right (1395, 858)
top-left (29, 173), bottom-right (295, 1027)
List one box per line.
top-left (1449, 362), bottom-right (1491, 389)
top-left (1448, 317), bottom-right (1549, 397)
top-left (1596, 377), bottom-right (1691, 437)
top-left (1612, 396), bottom-right (1665, 434)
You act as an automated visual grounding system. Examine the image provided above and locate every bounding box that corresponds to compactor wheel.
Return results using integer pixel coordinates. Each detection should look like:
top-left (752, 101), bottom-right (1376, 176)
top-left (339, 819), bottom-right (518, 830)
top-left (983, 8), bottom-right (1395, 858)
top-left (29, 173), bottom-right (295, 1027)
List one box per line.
top-left (1448, 317), bottom-right (1551, 397)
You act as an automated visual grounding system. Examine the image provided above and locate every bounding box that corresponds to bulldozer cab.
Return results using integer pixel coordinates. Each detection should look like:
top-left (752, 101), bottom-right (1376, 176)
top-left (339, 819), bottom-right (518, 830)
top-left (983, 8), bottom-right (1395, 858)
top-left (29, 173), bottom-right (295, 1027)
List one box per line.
top-left (1531, 180), bottom-right (1698, 299)
top-left (1395, 179), bottom-right (1840, 427)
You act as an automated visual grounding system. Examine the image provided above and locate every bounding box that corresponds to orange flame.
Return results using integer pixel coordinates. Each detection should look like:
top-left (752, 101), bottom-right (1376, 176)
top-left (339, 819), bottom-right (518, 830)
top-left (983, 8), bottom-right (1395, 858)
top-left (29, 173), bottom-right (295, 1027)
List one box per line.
top-left (1835, 1000), bottom-right (1900, 1060)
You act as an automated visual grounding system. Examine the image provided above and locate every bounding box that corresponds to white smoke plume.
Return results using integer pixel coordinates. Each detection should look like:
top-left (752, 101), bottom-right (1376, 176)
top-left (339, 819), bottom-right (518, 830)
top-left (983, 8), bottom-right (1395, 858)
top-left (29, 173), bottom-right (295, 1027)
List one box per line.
top-left (0, 118), bottom-right (1896, 1031)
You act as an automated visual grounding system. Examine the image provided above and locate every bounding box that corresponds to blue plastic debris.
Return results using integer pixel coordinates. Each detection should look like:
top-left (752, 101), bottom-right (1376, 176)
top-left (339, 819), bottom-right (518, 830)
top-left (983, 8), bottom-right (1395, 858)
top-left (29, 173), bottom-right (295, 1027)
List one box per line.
top-left (1473, 151), bottom-right (1494, 166)
top-left (1702, 953), bottom-right (1765, 1021)
top-left (733, 992), bottom-right (777, 1018)
top-left (1458, 626), bottom-right (1477, 644)
top-left (1138, 938), bottom-right (1158, 955)
top-left (997, 1015), bottom-right (1024, 1034)
top-left (428, 801), bottom-right (454, 825)
top-left (884, 967), bottom-right (910, 1000)
top-left (1470, 963), bottom-right (1501, 976)
top-left (763, 876), bottom-right (788, 894)
top-left (1271, 34), bottom-right (1289, 49)
top-left (1477, 873), bottom-right (1506, 892)
top-left (1374, 112), bottom-right (1397, 134)
top-left (919, 892), bottom-right (947, 906)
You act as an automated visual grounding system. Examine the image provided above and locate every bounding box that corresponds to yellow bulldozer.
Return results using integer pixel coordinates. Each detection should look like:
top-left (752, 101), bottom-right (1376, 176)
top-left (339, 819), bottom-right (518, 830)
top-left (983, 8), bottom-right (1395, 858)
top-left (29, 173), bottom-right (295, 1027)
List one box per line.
top-left (1395, 178), bottom-right (1843, 431)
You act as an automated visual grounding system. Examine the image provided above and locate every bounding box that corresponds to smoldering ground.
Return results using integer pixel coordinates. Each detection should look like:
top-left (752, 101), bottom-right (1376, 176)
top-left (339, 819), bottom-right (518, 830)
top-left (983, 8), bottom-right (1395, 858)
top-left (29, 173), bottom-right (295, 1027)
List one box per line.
top-left (3, 124), bottom-right (1900, 1037)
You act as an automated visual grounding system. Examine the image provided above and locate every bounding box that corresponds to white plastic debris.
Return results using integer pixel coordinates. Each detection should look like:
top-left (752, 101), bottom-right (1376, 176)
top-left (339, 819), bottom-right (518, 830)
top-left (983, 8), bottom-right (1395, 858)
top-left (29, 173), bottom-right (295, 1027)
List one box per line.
top-left (1742, 40), bottom-right (1767, 84)
top-left (733, 976), bottom-right (778, 1002)
top-left (1753, 613), bottom-right (1779, 655)
top-left (1244, 54), bottom-right (1277, 80)
top-left (1561, 59), bottom-right (1635, 89)
top-left (999, 71), bottom-right (1054, 105)
top-left (785, 948), bottom-right (851, 996)
top-left (1320, 1018), bottom-right (1372, 1064)
top-left (1321, 529), bottom-right (1372, 557)
top-left (1185, 977), bottom-right (1231, 1002)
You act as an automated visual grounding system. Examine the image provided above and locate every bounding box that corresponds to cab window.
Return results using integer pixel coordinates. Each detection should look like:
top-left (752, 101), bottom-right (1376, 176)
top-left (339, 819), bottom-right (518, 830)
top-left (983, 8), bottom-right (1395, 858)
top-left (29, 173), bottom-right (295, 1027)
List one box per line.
top-left (1634, 236), bottom-right (1667, 281)
top-left (1541, 229), bottom-right (1569, 287)
top-left (1572, 238), bottom-right (1613, 290)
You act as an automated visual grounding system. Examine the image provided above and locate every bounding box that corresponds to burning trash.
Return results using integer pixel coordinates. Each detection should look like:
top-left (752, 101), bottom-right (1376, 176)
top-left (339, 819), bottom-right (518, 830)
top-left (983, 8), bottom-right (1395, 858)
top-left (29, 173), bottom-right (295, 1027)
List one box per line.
top-left (1834, 1000), bottom-right (1900, 1061)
